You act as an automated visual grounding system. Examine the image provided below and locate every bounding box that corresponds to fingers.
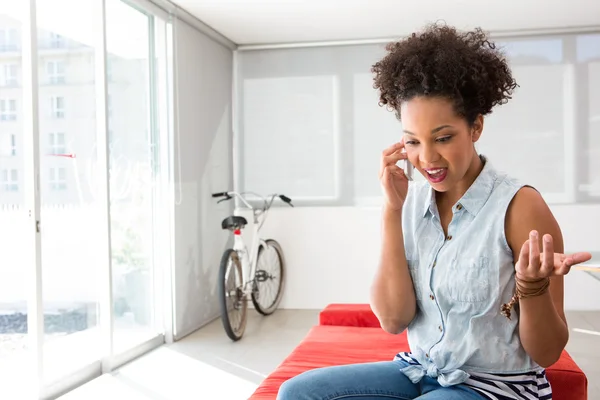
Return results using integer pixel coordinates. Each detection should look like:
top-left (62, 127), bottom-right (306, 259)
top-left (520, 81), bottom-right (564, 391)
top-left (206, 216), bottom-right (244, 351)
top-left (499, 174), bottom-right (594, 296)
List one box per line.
top-left (553, 251), bottom-right (593, 276)
top-left (569, 252), bottom-right (593, 265)
top-left (541, 234), bottom-right (554, 276)
top-left (380, 144), bottom-right (408, 179)
top-left (529, 230), bottom-right (540, 271)
top-left (382, 140), bottom-right (405, 157)
top-left (516, 239), bottom-right (529, 278)
top-left (555, 253), bottom-right (572, 276)
top-left (382, 164), bottom-right (406, 181)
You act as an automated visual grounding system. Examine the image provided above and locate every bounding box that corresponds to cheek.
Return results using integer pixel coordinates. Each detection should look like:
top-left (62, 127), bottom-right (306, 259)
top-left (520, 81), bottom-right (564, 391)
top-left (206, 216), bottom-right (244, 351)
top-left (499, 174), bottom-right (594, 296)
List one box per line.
top-left (406, 150), bottom-right (419, 167)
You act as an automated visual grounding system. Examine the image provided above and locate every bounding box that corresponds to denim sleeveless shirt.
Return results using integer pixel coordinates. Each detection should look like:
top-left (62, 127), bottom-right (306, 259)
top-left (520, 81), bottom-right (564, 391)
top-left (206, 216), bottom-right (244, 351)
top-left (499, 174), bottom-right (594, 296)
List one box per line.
top-left (399, 155), bottom-right (539, 387)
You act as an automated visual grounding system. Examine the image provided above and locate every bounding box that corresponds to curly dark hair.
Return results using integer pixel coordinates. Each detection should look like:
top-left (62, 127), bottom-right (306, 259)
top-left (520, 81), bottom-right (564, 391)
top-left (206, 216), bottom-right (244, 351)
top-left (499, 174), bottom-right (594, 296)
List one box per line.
top-left (371, 23), bottom-right (518, 125)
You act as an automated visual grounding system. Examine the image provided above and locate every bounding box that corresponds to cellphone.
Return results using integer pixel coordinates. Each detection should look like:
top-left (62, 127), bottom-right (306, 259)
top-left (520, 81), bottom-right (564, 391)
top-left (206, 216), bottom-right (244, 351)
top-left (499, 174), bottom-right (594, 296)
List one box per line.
top-left (401, 149), bottom-right (413, 181)
top-left (404, 160), bottom-right (414, 181)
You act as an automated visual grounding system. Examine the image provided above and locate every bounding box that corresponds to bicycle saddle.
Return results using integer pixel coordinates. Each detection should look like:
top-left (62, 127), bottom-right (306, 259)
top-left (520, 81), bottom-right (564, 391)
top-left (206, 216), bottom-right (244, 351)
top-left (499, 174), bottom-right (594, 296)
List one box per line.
top-left (221, 216), bottom-right (248, 230)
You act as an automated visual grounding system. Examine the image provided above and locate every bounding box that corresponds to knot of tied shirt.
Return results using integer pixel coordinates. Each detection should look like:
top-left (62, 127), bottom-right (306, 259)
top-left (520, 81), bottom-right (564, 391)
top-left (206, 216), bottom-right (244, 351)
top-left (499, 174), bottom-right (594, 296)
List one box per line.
top-left (401, 363), bottom-right (470, 387)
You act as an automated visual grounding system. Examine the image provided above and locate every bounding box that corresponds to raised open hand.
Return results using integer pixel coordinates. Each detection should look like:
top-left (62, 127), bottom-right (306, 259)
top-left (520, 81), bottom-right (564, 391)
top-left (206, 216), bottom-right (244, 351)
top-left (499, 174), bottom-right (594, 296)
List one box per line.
top-left (515, 230), bottom-right (593, 281)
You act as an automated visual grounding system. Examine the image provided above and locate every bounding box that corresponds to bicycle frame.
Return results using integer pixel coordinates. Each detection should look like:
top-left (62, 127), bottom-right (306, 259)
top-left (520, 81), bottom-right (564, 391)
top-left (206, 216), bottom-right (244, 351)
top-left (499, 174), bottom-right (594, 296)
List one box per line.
top-left (227, 191), bottom-right (278, 293)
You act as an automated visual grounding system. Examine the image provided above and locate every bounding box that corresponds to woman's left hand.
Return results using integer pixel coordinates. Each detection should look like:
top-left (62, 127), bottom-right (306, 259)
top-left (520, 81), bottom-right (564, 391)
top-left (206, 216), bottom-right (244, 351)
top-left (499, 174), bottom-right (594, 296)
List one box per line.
top-left (516, 230), bottom-right (593, 281)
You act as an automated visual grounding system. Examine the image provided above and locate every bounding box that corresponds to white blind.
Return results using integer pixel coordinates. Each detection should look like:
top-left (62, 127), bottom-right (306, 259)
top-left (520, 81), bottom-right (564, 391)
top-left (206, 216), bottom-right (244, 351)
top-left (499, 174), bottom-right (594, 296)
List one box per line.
top-left (236, 33), bottom-right (600, 206)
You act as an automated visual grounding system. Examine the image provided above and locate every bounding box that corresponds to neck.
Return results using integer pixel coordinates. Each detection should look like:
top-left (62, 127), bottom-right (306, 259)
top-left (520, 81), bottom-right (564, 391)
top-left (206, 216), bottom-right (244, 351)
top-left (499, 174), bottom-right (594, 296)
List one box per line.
top-left (436, 153), bottom-right (484, 207)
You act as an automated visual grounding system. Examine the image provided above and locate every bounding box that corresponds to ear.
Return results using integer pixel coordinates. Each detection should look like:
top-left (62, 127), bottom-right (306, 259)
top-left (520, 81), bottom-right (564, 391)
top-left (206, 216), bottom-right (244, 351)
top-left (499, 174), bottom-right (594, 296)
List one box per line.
top-left (471, 115), bottom-right (484, 143)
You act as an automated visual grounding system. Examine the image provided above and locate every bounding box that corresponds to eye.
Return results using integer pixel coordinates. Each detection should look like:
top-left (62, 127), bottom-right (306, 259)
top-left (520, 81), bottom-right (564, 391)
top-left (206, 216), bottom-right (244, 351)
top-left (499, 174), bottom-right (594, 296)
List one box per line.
top-left (436, 136), bottom-right (452, 143)
top-left (405, 140), bottom-right (418, 146)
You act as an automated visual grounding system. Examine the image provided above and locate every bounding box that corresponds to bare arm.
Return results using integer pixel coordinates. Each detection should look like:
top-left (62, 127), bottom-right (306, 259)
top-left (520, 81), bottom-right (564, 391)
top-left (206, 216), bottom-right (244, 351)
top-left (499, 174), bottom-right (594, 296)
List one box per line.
top-left (505, 187), bottom-right (568, 367)
top-left (370, 205), bottom-right (417, 334)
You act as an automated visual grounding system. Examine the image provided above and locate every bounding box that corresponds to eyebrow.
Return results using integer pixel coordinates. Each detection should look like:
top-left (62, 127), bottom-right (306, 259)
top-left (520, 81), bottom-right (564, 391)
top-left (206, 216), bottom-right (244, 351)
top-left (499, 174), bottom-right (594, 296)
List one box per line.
top-left (403, 125), bottom-right (453, 135)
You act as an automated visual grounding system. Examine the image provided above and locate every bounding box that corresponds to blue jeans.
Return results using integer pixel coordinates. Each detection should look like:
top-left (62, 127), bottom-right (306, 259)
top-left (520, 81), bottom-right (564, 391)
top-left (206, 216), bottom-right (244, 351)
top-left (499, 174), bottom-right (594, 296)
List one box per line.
top-left (276, 360), bottom-right (485, 400)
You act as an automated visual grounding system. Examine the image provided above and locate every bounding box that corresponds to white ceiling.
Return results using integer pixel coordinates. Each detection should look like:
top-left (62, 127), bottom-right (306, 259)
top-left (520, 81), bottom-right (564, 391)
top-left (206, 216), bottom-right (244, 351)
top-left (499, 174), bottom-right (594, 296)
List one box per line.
top-left (171, 0), bottom-right (600, 46)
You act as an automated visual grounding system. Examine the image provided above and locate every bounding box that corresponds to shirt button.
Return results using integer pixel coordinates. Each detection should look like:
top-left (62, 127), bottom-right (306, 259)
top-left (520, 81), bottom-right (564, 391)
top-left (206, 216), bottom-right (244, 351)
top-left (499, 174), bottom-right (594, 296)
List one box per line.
top-left (430, 294), bottom-right (435, 300)
top-left (446, 235), bottom-right (452, 241)
top-left (457, 204), bottom-right (463, 210)
top-left (432, 261), bottom-right (436, 268)
top-left (438, 325), bottom-right (442, 332)
top-left (425, 353), bottom-right (429, 358)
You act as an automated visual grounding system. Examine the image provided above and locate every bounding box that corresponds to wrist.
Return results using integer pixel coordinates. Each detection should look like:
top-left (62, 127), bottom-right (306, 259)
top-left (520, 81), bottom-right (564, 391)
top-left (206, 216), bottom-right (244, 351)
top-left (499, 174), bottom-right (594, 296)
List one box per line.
top-left (516, 276), bottom-right (550, 299)
top-left (516, 276), bottom-right (549, 291)
top-left (383, 203), bottom-right (404, 217)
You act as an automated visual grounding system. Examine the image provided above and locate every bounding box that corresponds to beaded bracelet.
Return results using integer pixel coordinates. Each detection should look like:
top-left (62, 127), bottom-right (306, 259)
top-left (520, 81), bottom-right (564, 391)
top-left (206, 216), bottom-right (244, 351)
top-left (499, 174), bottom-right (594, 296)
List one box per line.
top-left (500, 277), bottom-right (550, 320)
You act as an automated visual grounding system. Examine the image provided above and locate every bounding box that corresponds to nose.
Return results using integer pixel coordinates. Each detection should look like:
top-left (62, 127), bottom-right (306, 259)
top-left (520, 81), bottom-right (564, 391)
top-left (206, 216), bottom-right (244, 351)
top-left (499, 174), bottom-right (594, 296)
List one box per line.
top-left (419, 143), bottom-right (440, 166)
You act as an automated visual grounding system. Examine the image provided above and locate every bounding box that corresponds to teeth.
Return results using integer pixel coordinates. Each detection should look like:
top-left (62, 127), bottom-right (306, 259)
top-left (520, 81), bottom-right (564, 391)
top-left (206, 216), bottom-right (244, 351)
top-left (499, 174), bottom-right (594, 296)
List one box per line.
top-left (428, 169), bottom-right (444, 174)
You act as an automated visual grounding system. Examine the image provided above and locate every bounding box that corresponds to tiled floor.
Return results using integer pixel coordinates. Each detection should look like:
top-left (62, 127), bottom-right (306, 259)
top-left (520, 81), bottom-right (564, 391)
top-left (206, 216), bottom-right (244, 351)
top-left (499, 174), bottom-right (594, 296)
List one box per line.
top-left (61, 310), bottom-right (600, 400)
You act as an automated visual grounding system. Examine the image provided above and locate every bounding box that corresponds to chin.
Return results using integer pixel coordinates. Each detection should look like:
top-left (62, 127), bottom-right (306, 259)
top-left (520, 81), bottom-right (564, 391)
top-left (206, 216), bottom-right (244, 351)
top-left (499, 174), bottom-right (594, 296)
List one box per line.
top-left (430, 182), bottom-right (451, 192)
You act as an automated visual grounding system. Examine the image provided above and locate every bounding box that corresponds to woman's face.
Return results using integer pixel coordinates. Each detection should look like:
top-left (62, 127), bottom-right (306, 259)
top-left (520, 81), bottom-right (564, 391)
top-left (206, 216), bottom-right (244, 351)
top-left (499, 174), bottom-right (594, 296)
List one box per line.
top-left (400, 96), bottom-right (483, 193)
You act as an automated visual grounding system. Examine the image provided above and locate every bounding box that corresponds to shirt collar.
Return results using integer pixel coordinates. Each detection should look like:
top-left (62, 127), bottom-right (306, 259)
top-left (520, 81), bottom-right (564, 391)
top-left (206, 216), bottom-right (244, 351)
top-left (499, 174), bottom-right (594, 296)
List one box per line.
top-left (422, 155), bottom-right (497, 218)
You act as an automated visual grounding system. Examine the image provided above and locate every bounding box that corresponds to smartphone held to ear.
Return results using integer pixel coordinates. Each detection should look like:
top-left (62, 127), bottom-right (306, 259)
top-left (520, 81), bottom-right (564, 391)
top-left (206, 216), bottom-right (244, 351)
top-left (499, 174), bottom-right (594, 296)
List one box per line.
top-left (404, 160), bottom-right (414, 181)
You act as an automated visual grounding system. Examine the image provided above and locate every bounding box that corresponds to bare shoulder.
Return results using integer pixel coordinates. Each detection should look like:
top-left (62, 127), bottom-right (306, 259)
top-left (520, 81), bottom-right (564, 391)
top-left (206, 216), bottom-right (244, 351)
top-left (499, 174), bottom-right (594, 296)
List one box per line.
top-left (506, 185), bottom-right (564, 254)
top-left (505, 185), bottom-right (565, 254)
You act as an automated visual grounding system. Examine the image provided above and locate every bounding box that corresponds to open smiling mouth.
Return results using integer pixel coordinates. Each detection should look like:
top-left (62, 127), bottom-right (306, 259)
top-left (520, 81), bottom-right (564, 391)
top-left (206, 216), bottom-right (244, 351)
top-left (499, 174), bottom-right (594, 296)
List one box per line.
top-left (424, 168), bottom-right (448, 183)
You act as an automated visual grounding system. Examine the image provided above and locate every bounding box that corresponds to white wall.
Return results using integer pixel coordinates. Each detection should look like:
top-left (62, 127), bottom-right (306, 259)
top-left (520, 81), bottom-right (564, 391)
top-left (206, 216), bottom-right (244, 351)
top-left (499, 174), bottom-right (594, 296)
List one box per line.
top-left (171, 19), bottom-right (234, 339)
top-left (237, 204), bottom-right (600, 311)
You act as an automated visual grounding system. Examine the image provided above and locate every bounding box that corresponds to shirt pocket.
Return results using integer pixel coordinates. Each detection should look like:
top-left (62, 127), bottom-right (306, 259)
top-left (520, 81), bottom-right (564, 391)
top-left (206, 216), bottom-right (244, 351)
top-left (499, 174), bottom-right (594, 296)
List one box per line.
top-left (407, 258), bottom-right (422, 301)
top-left (447, 256), bottom-right (491, 303)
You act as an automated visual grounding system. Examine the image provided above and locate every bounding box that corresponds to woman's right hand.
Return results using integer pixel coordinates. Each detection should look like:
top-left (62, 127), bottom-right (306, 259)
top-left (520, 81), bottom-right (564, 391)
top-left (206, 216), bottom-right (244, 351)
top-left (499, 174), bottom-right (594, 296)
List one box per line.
top-left (379, 139), bottom-right (410, 211)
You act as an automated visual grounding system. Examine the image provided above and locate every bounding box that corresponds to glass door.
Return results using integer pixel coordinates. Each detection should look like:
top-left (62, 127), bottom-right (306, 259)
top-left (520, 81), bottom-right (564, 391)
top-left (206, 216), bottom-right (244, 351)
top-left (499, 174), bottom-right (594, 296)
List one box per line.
top-left (35, 0), bottom-right (104, 385)
top-left (105, 0), bottom-right (163, 355)
top-left (0, 0), bottom-right (172, 397)
top-left (0, 2), bottom-right (33, 397)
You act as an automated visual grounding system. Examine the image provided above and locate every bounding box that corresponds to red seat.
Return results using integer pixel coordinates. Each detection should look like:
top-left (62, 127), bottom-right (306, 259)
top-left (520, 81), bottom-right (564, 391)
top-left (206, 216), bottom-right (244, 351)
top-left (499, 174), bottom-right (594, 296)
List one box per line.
top-left (248, 304), bottom-right (588, 400)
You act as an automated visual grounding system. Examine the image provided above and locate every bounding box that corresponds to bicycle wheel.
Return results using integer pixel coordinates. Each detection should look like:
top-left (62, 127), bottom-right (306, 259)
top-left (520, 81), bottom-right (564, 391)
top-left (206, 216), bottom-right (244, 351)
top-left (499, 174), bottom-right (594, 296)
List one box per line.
top-left (251, 239), bottom-right (285, 315)
top-left (218, 249), bottom-right (247, 341)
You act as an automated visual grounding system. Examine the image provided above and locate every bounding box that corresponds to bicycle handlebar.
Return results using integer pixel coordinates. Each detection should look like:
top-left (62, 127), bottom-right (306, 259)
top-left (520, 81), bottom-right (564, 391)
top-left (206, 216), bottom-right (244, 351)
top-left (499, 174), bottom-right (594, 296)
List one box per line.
top-left (211, 191), bottom-right (294, 210)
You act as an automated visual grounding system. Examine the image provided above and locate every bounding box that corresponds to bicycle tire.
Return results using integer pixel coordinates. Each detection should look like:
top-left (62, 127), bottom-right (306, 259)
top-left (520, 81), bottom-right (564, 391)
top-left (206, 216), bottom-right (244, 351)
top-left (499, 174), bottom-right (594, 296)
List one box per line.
top-left (218, 248), bottom-right (247, 341)
top-left (251, 239), bottom-right (285, 315)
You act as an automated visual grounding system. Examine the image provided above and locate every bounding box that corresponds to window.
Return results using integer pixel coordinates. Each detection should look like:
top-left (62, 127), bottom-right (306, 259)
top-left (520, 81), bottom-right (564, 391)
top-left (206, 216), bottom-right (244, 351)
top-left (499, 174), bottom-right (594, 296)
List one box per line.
top-left (0, 9), bottom-right (26, 394)
top-left (0, 98), bottom-right (16, 121)
top-left (0, 133), bottom-right (16, 156)
top-left (578, 34), bottom-right (600, 200)
top-left (106, 0), bottom-right (162, 352)
top-left (241, 75), bottom-right (339, 202)
top-left (49, 32), bottom-right (65, 48)
top-left (48, 167), bottom-right (66, 190)
top-left (46, 60), bottom-right (65, 84)
top-left (237, 34), bottom-right (600, 206)
top-left (0, 28), bottom-right (18, 52)
top-left (48, 132), bottom-right (66, 155)
top-left (0, 1), bottom-right (172, 396)
top-left (1, 169), bottom-right (18, 191)
top-left (50, 96), bottom-right (65, 118)
top-left (37, 0), bottom-right (98, 386)
top-left (0, 63), bottom-right (18, 86)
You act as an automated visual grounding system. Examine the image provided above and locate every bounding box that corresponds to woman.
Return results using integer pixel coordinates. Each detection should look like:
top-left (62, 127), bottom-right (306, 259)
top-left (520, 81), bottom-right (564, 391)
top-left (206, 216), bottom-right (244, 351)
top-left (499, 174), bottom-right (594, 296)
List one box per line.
top-left (277, 23), bottom-right (592, 400)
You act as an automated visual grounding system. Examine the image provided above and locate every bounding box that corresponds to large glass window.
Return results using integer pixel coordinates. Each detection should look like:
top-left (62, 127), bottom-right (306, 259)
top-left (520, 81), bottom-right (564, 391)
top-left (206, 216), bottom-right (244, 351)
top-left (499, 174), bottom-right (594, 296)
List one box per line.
top-left (36, 0), bottom-right (102, 385)
top-left (0, 2), bottom-right (29, 396)
top-left (106, 0), bottom-right (160, 352)
top-left (0, 0), bottom-right (171, 397)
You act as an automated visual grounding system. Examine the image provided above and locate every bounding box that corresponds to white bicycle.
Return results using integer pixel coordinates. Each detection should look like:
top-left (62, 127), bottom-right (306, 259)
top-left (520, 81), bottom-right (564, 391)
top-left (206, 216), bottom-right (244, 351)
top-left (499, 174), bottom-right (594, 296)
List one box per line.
top-left (212, 191), bottom-right (293, 341)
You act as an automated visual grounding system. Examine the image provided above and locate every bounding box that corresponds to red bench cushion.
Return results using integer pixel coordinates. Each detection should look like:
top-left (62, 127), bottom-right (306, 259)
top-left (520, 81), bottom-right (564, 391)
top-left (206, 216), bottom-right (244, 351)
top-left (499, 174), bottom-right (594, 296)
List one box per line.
top-left (319, 303), bottom-right (381, 328)
top-left (248, 325), bottom-right (408, 399)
